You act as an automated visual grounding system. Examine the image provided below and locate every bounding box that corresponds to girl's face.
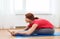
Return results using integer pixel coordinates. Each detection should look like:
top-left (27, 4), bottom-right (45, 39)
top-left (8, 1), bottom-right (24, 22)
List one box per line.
top-left (25, 18), bottom-right (32, 23)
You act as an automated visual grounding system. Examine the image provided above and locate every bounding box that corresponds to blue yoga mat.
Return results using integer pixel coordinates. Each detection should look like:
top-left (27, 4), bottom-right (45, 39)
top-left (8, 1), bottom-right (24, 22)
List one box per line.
top-left (14, 32), bottom-right (60, 37)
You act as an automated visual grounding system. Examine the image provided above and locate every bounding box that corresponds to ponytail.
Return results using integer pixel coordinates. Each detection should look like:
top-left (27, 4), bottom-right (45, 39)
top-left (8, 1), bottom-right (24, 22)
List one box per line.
top-left (34, 17), bottom-right (39, 19)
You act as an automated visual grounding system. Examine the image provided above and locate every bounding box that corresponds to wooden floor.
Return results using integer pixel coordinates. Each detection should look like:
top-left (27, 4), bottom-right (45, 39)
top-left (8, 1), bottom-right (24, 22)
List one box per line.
top-left (0, 28), bottom-right (60, 39)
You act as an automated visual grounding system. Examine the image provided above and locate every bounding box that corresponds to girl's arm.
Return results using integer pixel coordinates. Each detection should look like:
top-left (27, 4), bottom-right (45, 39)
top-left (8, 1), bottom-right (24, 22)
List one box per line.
top-left (17, 24), bottom-right (38, 35)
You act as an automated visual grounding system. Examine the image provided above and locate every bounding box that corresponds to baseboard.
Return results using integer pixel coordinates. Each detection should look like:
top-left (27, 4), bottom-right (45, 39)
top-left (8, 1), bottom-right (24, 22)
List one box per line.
top-left (0, 26), bottom-right (60, 30)
top-left (16, 26), bottom-right (25, 28)
top-left (55, 27), bottom-right (60, 29)
top-left (16, 26), bottom-right (60, 29)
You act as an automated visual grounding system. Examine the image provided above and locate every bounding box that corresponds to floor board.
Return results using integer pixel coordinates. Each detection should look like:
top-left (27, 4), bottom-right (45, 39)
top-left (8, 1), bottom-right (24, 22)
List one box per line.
top-left (0, 28), bottom-right (60, 39)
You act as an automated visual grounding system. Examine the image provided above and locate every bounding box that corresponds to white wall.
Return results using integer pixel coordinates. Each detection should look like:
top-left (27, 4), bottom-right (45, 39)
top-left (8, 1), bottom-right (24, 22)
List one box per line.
top-left (15, 0), bottom-right (60, 27)
top-left (0, 0), bottom-right (60, 29)
top-left (0, 0), bottom-right (16, 29)
top-left (51, 0), bottom-right (60, 27)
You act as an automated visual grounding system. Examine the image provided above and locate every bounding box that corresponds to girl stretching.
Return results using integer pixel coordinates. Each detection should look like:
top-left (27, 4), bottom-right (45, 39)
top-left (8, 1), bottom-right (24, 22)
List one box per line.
top-left (10, 13), bottom-right (54, 36)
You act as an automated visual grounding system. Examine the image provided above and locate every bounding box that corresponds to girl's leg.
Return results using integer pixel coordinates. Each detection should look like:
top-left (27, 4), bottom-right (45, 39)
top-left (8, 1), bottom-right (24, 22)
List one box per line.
top-left (31, 28), bottom-right (55, 35)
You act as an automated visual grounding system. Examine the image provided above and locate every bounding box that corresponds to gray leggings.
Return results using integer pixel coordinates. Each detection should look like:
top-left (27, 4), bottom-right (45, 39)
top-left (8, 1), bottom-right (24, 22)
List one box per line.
top-left (31, 28), bottom-right (55, 35)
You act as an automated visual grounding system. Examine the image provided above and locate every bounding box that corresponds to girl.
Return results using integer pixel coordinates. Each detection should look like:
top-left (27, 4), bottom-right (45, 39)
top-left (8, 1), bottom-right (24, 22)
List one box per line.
top-left (10, 13), bottom-right (54, 36)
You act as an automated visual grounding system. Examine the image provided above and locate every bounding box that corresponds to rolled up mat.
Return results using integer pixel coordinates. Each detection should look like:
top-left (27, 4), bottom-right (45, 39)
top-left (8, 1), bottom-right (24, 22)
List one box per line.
top-left (14, 32), bottom-right (60, 37)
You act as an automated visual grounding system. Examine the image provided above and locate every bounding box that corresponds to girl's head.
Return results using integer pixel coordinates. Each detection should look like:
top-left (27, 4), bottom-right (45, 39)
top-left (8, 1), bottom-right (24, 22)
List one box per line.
top-left (25, 13), bottom-right (39, 23)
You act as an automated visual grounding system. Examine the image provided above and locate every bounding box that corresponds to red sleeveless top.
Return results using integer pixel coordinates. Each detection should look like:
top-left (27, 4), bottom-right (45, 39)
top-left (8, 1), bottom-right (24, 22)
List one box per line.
top-left (27, 19), bottom-right (54, 29)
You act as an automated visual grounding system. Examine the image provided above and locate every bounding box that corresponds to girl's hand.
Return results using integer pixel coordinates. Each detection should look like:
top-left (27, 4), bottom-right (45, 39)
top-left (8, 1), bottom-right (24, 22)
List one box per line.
top-left (10, 31), bottom-right (16, 36)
